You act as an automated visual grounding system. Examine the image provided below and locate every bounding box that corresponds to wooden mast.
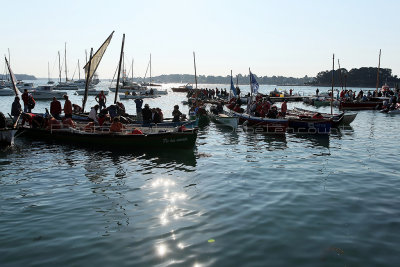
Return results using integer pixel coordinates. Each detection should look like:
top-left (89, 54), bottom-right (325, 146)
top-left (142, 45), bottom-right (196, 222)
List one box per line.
top-left (64, 42), bottom-right (68, 82)
top-left (193, 52), bottom-right (198, 89)
top-left (331, 54), bottom-right (334, 115)
top-left (5, 57), bottom-right (19, 96)
top-left (230, 69), bottom-right (233, 98)
top-left (338, 59), bottom-right (343, 91)
top-left (58, 51), bottom-right (61, 83)
top-left (114, 34), bottom-right (125, 104)
top-left (150, 53), bottom-right (152, 85)
top-left (82, 48), bottom-right (93, 113)
top-left (376, 49), bottom-right (381, 92)
top-left (131, 58), bottom-right (134, 81)
top-left (249, 68), bottom-right (252, 100)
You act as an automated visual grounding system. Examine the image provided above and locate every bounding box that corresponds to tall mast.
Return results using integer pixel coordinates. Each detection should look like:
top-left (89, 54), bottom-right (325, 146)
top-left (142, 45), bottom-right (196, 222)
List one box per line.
top-left (331, 54), bottom-right (335, 115)
top-left (338, 59), bottom-right (343, 90)
top-left (249, 68), bottom-right (252, 100)
top-left (8, 48), bottom-right (11, 81)
top-left (131, 58), bottom-right (134, 81)
top-left (114, 34), bottom-right (125, 104)
top-left (78, 59), bottom-right (80, 80)
top-left (58, 51), bottom-right (61, 83)
top-left (64, 42), bottom-right (68, 82)
top-left (230, 69), bottom-right (233, 98)
top-left (85, 50), bottom-right (87, 64)
top-left (150, 53), bottom-right (152, 85)
top-left (376, 49), bottom-right (381, 91)
top-left (236, 74), bottom-right (239, 87)
top-left (82, 48), bottom-right (93, 112)
top-left (193, 52), bottom-right (198, 89)
top-left (48, 61), bottom-right (50, 82)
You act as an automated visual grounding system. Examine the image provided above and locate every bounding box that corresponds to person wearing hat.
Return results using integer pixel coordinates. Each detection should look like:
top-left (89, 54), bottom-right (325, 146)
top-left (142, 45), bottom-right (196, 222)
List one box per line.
top-left (172, 105), bottom-right (182, 122)
top-left (142, 103), bottom-right (152, 123)
top-left (281, 99), bottom-right (288, 117)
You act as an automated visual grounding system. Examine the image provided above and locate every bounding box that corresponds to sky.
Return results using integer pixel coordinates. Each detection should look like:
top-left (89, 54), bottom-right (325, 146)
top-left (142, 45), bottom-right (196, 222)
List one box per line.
top-left (1, 0), bottom-right (399, 79)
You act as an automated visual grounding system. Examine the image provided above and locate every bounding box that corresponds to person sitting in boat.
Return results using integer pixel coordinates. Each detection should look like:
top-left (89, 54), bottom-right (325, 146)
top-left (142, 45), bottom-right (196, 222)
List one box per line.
top-left (46, 115), bottom-right (61, 130)
top-left (109, 117), bottom-right (125, 133)
top-left (312, 113), bottom-right (324, 119)
top-left (62, 117), bottom-right (76, 128)
top-left (142, 103), bottom-right (152, 123)
top-left (149, 88), bottom-right (154, 95)
top-left (116, 102), bottom-right (126, 116)
top-left (95, 90), bottom-right (107, 110)
top-left (11, 96), bottom-right (22, 123)
top-left (156, 108), bottom-right (164, 122)
top-left (50, 97), bottom-right (62, 120)
top-left (152, 108), bottom-right (161, 123)
top-left (266, 105), bottom-right (278, 119)
top-left (172, 105), bottom-right (182, 122)
top-left (88, 105), bottom-right (99, 124)
top-left (72, 104), bottom-right (82, 113)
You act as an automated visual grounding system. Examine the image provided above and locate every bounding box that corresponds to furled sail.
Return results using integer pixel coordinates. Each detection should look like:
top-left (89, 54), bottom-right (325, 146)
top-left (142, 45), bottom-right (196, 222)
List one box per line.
top-left (83, 31), bottom-right (114, 82)
top-left (4, 57), bottom-right (20, 96)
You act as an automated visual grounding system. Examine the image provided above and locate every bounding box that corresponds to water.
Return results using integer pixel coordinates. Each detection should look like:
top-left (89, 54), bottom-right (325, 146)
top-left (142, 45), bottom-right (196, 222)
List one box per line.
top-left (1, 81), bottom-right (400, 266)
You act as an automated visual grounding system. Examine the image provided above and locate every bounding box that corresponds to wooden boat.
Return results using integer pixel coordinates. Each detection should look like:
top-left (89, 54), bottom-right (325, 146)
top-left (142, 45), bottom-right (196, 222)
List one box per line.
top-left (230, 110), bottom-right (288, 133)
top-left (339, 99), bottom-right (384, 110)
top-left (287, 116), bottom-right (331, 134)
top-left (19, 125), bottom-right (197, 149)
top-left (171, 83), bottom-right (193, 92)
top-left (292, 107), bottom-right (357, 126)
top-left (208, 110), bottom-right (239, 129)
top-left (118, 93), bottom-right (160, 100)
top-left (0, 128), bottom-right (17, 145)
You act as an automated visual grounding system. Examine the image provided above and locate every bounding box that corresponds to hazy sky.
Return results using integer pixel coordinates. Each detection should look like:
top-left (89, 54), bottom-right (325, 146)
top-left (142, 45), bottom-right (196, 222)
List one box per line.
top-left (1, 0), bottom-right (399, 79)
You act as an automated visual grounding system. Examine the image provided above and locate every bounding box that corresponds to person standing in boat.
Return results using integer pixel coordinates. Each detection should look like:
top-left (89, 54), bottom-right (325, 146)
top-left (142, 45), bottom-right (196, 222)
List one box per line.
top-left (95, 90), bottom-right (107, 110)
top-left (316, 88), bottom-right (319, 97)
top-left (21, 89), bottom-right (29, 112)
top-left (27, 95), bottom-right (36, 113)
top-left (63, 95), bottom-right (73, 118)
top-left (156, 108), bottom-right (164, 122)
top-left (11, 96), bottom-right (22, 123)
top-left (134, 98), bottom-right (143, 121)
top-left (281, 100), bottom-right (288, 117)
top-left (50, 97), bottom-right (62, 120)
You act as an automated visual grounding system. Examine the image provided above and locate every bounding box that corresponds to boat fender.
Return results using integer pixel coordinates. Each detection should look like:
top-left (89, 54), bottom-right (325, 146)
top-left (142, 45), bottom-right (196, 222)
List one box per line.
top-left (131, 129), bottom-right (143, 135)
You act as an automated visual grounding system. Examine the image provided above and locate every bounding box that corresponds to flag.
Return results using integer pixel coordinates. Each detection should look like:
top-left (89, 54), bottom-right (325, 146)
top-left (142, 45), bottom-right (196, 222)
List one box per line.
top-left (250, 71), bottom-right (259, 94)
top-left (231, 75), bottom-right (237, 96)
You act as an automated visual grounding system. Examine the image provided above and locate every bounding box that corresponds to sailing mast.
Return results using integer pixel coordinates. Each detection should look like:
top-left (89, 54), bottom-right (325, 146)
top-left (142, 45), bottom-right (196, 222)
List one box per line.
top-left (58, 51), bottom-right (61, 83)
top-left (114, 34), bottom-right (125, 104)
top-left (150, 53), bottom-right (152, 85)
top-left (64, 42), bottom-right (68, 82)
top-left (193, 52), bottom-right (198, 89)
top-left (331, 54), bottom-right (335, 115)
top-left (48, 61), bottom-right (50, 83)
top-left (82, 48), bottom-right (93, 112)
top-left (131, 58), bottom-right (134, 81)
top-left (78, 60), bottom-right (81, 80)
top-left (338, 59), bottom-right (343, 91)
top-left (376, 49), bottom-right (381, 92)
top-left (5, 57), bottom-right (19, 96)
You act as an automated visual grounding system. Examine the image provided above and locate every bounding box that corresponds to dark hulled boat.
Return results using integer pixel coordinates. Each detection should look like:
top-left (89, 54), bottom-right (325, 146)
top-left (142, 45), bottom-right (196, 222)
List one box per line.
top-left (230, 110), bottom-right (288, 133)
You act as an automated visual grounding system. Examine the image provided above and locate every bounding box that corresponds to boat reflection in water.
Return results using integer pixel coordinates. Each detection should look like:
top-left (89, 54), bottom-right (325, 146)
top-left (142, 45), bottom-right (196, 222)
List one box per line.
top-left (288, 133), bottom-right (330, 149)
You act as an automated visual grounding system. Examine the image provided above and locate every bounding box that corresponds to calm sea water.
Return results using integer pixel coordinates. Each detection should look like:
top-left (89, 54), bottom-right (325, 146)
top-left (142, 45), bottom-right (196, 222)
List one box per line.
top-left (1, 80), bottom-right (400, 266)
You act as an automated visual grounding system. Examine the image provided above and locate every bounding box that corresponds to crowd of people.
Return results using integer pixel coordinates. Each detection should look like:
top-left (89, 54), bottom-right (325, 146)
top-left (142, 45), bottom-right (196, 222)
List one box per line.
top-left (11, 89), bottom-right (187, 133)
top-left (187, 87), bottom-right (238, 100)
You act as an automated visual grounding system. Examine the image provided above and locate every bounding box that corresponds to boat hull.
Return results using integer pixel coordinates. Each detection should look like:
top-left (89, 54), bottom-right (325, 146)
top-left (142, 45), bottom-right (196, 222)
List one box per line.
top-left (231, 111), bottom-right (288, 133)
top-left (0, 129), bottom-right (17, 145)
top-left (209, 113), bottom-right (239, 129)
top-left (339, 101), bottom-right (382, 110)
top-left (288, 118), bottom-right (331, 134)
top-left (19, 127), bottom-right (198, 149)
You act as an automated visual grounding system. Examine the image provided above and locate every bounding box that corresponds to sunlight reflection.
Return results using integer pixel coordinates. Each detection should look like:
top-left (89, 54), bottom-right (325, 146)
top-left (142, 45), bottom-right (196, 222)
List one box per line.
top-left (177, 242), bottom-right (184, 249)
top-left (156, 243), bottom-right (168, 257)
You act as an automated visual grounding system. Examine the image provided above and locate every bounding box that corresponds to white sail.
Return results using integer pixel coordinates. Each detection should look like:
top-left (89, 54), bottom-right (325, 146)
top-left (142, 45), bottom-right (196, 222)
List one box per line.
top-left (83, 31), bottom-right (114, 82)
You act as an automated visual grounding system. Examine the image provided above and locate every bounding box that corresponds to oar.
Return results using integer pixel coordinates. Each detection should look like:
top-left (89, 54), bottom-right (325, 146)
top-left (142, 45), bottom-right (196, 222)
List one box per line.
top-left (12, 113), bottom-right (22, 129)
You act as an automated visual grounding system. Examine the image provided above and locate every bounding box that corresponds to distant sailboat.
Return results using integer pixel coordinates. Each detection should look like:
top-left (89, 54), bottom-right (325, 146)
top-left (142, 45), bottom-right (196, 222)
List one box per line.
top-left (47, 61), bottom-right (55, 85)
